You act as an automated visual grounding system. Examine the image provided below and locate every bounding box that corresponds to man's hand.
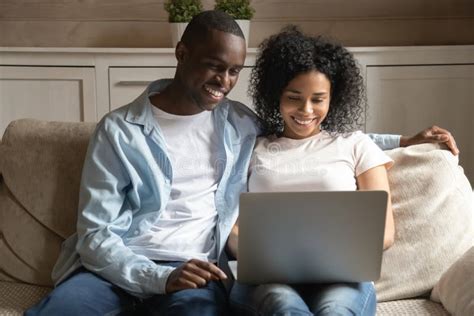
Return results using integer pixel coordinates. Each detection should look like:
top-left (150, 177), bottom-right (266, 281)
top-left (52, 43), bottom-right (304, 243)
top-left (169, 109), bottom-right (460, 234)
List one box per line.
top-left (165, 259), bottom-right (227, 293)
top-left (399, 125), bottom-right (459, 155)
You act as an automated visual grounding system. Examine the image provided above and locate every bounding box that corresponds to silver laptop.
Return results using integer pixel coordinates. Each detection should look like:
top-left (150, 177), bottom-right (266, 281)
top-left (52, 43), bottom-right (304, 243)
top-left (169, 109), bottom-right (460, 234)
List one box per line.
top-left (235, 191), bottom-right (388, 284)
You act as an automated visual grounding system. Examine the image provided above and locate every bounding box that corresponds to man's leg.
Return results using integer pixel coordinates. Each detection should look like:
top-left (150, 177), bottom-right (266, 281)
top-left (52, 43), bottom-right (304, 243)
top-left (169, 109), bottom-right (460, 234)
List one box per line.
top-left (301, 282), bottom-right (376, 316)
top-left (25, 268), bottom-right (140, 316)
top-left (143, 280), bottom-right (229, 316)
top-left (230, 282), bottom-right (312, 316)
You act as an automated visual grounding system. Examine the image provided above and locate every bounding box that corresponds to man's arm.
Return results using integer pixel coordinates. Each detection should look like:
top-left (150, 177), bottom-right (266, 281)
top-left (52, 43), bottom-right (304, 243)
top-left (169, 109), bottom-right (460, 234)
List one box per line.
top-left (369, 125), bottom-right (459, 155)
top-left (399, 125), bottom-right (459, 155)
top-left (76, 122), bottom-right (174, 298)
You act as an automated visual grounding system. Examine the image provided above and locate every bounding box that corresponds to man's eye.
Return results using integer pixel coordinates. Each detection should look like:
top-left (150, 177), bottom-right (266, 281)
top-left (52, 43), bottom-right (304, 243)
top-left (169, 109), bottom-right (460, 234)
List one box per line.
top-left (206, 63), bottom-right (219, 70)
top-left (230, 68), bottom-right (241, 76)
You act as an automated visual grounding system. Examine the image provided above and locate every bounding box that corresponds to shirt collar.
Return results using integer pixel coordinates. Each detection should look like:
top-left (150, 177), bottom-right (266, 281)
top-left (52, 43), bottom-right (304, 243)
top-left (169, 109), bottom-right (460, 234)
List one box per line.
top-left (124, 78), bottom-right (231, 135)
top-left (124, 79), bottom-right (173, 135)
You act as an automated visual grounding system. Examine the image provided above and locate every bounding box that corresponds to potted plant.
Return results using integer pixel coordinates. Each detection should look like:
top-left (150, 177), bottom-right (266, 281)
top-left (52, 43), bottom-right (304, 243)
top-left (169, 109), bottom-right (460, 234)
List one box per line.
top-left (214, 0), bottom-right (255, 47)
top-left (164, 0), bottom-right (203, 47)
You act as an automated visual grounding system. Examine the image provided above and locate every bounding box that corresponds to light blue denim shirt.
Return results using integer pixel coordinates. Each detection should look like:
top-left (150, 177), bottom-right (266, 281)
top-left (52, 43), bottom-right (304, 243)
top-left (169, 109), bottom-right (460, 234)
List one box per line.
top-left (51, 79), bottom-right (260, 297)
top-left (51, 79), bottom-right (400, 298)
top-left (367, 133), bottom-right (400, 151)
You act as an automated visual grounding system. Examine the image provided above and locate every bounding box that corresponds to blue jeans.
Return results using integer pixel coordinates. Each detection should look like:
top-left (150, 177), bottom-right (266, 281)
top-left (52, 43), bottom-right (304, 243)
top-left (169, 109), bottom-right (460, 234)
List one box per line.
top-left (230, 281), bottom-right (376, 316)
top-left (25, 263), bottom-right (230, 316)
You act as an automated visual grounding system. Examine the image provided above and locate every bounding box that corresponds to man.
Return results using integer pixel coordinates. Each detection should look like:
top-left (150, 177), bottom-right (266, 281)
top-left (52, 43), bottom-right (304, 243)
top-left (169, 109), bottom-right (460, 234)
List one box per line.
top-left (26, 10), bottom-right (458, 316)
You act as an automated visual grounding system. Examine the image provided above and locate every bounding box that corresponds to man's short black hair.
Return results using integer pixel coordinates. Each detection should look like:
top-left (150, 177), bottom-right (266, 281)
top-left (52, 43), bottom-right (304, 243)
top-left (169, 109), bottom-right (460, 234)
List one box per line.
top-left (181, 10), bottom-right (245, 47)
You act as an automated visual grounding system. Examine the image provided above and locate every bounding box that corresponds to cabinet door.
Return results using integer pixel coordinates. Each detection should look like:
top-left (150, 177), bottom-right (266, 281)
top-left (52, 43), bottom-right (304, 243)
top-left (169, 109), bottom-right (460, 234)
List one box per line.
top-left (366, 65), bottom-right (474, 182)
top-left (0, 66), bottom-right (96, 137)
top-left (109, 67), bottom-right (254, 111)
top-left (109, 67), bottom-right (176, 110)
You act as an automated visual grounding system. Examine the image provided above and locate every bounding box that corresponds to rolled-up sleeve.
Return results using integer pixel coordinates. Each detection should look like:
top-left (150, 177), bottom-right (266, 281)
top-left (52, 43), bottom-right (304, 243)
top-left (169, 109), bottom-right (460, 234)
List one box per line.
top-left (367, 133), bottom-right (401, 150)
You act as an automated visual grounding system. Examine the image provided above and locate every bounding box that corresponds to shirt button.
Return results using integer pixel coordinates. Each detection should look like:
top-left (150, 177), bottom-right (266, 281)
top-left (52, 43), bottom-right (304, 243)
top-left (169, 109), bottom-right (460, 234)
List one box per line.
top-left (134, 230), bottom-right (139, 236)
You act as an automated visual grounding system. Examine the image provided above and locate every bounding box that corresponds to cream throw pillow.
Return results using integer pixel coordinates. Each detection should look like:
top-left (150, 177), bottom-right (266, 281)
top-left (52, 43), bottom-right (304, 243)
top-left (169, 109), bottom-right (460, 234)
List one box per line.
top-left (431, 246), bottom-right (474, 316)
top-left (375, 144), bottom-right (474, 302)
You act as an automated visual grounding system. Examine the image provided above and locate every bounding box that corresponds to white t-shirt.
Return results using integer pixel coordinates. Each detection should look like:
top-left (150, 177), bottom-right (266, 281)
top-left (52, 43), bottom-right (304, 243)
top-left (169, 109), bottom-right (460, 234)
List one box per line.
top-left (127, 105), bottom-right (221, 262)
top-left (249, 131), bottom-right (393, 192)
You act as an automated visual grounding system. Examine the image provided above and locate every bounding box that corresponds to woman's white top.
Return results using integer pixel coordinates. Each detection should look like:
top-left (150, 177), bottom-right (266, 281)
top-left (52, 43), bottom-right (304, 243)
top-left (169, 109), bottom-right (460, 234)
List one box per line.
top-left (249, 131), bottom-right (393, 192)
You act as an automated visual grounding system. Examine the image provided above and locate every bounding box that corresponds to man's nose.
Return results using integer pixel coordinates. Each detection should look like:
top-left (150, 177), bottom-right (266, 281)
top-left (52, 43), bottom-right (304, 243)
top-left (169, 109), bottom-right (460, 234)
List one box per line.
top-left (216, 71), bottom-right (230, 88)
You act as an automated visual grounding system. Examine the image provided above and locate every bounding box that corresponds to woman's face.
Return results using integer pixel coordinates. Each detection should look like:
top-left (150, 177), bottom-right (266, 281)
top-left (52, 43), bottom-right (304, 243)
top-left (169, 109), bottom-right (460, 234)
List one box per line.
top-left (279, 70), bottom-right (331, 139)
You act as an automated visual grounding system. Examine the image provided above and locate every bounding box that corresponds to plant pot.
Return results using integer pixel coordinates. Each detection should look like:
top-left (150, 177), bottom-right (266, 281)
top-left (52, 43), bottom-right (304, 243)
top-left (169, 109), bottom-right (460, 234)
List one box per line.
top-left (235, 19), bottom-right (250, 48)
top-left (169, 22), bottom-right (188, 48)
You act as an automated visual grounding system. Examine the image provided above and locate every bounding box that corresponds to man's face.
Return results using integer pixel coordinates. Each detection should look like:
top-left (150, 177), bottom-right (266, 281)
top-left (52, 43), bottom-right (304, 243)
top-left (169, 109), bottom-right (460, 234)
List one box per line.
top-left (176, 29), bottom-right (246, 113)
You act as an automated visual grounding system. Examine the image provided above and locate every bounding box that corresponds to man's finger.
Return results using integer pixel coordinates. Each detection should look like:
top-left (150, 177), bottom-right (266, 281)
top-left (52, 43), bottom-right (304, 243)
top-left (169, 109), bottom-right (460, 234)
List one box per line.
top-left (432, 133), bottom-right (459, 155)
top-left (185, 263), bottom-right (220, 282)
top-left (445, 138), bottom-right (460, 155)
top-left (192, 260), bottom-right (228, 280)
top-left (181, 269), bottom-right (208, 287)
top-left (173, 278), bottom-right (199, 291)
top-left (430, 125), bottom-right (449, 135)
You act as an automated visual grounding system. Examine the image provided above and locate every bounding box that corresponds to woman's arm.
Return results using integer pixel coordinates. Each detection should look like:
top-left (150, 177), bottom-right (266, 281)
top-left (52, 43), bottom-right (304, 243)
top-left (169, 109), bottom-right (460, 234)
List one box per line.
top-left (357, 165), bottom-right (395, 250)
top-left (226, 220), bottom-right (239, 259)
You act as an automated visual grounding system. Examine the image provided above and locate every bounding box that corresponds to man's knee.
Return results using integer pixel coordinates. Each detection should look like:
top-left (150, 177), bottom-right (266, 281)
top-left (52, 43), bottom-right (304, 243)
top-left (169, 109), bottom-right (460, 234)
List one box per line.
top-left (25, 286), bottom-right (93, 315)
top-left (146, 283), bottom-right (229, 315)
top-left (25, 270), bottom-right (136, 316)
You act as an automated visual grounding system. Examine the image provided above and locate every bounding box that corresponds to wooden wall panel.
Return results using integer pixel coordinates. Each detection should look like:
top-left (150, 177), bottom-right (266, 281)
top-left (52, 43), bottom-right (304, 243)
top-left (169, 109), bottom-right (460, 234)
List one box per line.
top-left (1, 0), bottom-right (473, 20)
top-left (0, 0), bottom-right (473, 47)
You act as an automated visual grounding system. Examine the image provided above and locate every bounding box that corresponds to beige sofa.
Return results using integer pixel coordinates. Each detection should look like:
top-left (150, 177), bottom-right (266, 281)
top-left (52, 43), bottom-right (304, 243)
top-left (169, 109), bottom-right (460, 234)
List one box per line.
top-left (0, 119), bottom-right (473, 315)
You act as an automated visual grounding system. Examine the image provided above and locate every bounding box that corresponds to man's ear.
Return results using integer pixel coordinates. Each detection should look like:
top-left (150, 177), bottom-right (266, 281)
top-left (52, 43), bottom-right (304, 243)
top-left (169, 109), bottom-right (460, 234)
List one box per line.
top-left (175, 42), bottom-right (188, 64)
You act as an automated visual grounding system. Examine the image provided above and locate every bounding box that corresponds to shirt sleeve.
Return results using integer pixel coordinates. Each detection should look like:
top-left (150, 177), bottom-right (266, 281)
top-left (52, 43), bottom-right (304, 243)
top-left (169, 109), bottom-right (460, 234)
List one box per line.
top-left (354, 133), bottom-right (394, 177)
top-left (367, 133), bottom-right (401, 150)
top-left (75, 121), bottom-right (174, 298)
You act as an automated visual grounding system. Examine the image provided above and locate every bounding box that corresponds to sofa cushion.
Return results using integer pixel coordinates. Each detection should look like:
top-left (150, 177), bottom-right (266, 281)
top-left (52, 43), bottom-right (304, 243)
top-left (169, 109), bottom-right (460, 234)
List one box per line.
top-left (376, 299), bottom-right (449, 316)
top-left (0, 119), bottom-right (96, 285)
top-left (431, 246), bottom-right (474, 315)
top-left (375, 143), bottom-right (474, 302)
top-left (0, 281), bottom-right (51, 316)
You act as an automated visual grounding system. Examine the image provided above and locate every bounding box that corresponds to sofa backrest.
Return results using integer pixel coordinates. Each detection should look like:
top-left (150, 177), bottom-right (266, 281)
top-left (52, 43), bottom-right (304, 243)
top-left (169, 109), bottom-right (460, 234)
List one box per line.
top-left (0, 119), bottom-right (96, 286)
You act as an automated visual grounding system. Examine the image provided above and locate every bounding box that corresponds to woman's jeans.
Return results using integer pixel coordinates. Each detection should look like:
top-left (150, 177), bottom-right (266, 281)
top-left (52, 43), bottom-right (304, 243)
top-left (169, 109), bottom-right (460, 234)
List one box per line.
top-left (230, 281), bottom-right (376, 316)
top-left (25, 263), bottom-right (229, 316)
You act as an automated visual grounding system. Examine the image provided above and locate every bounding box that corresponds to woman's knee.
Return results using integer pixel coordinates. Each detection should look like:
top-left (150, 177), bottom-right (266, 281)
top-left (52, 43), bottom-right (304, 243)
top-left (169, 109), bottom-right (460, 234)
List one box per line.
top-left (253, 284), bottom-right (312, 315)
top-left (312, 282), bottom-right (376, 316)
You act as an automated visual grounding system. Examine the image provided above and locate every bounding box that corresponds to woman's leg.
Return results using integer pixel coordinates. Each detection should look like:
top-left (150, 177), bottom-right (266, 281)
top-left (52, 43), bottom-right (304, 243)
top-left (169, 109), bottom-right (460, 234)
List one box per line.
top-left (301, 282), bottom-right (376, 316)
top-left (230, 281), bottom-right (312, 316)
top-left (25, 268), bottom-right (140, 316)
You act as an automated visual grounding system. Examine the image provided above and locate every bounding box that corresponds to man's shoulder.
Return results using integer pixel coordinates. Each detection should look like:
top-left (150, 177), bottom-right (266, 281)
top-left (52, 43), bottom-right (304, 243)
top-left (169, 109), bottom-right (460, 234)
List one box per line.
top-left (94, 103), bottom-right (144, 143)
top-left (225, 99), bottom-right (255, 116)
top-left (224, 99), bottom-right (262, 134)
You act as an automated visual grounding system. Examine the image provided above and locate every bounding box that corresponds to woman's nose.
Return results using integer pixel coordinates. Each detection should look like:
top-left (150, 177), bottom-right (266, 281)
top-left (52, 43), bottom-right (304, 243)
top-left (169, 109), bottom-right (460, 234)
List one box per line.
top-left (300, 99), bottom-right (314, 113)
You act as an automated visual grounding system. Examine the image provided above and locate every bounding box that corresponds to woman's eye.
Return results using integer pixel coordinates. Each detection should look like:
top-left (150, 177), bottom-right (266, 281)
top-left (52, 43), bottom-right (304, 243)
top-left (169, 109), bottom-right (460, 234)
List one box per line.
top-left (312, 99), bottom-right (324, 103)
top-left (288, 96), bottom-right (299, 101)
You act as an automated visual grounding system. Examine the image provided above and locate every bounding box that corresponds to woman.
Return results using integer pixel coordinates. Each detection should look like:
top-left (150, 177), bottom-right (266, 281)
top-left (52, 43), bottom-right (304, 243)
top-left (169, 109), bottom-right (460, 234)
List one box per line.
top-left (228, 27), bottom-right (394, 316)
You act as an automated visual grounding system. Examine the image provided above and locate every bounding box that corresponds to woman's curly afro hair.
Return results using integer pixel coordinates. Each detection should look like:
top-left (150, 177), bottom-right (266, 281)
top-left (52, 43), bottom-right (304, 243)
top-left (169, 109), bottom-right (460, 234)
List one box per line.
top-left (250, 26), bottom-right (365, 135)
